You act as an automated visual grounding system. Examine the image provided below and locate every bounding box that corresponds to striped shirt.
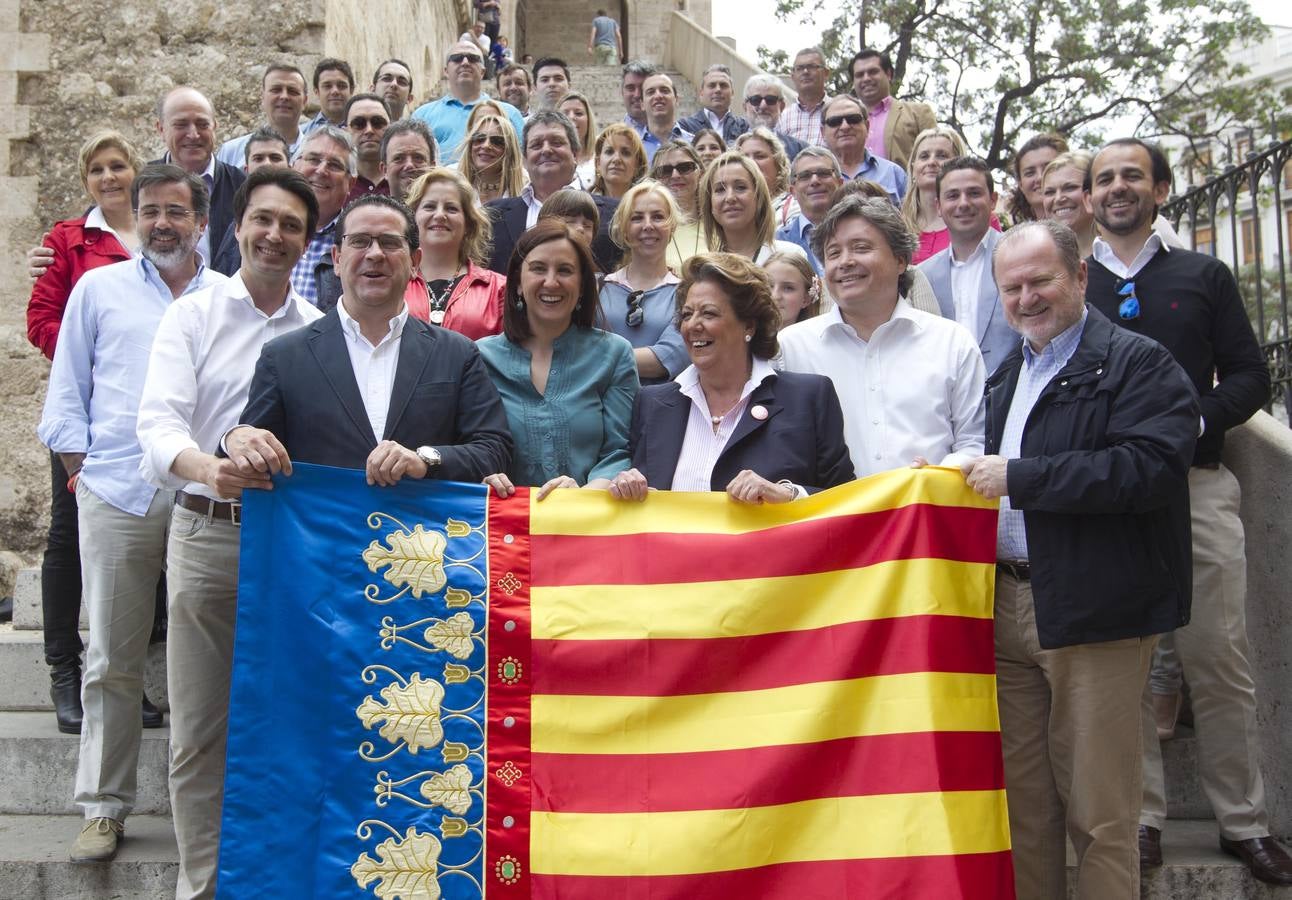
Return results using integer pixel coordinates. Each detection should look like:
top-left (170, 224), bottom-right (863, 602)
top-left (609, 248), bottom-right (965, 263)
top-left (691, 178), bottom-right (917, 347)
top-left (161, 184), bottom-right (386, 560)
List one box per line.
top-left (781, 96), bottom-right (827, 147)
top-left (290, 215), bottom-right (338, 306)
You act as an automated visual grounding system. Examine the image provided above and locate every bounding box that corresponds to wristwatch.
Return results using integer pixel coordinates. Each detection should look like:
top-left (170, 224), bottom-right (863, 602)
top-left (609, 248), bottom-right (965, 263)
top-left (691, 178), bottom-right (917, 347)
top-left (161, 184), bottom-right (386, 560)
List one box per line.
top-left (416, 446), bottom-right (442, 470)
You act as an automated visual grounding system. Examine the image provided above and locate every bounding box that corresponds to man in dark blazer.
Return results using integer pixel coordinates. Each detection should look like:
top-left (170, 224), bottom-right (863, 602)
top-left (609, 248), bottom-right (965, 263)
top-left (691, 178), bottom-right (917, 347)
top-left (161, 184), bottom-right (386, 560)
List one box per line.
top-left (485, 109), bottom-right (621, 273)
top-left (232, 194), bottom-right (511, 484)
top-left (153, 86), bottom-right (246, 270)
top-left (677, 64), bottom-right (750, 144)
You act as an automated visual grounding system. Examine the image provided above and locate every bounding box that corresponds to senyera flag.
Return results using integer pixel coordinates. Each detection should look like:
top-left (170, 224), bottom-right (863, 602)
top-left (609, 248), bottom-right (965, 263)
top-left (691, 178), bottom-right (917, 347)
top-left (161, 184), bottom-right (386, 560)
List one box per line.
top-left (218, 462), bottom-right (1012, 899)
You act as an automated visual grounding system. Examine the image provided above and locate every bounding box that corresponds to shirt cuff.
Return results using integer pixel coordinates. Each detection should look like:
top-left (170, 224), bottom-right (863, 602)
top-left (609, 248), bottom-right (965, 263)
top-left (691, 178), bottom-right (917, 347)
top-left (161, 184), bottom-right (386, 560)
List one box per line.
top-left (140, 433), bottom-right (200, 490)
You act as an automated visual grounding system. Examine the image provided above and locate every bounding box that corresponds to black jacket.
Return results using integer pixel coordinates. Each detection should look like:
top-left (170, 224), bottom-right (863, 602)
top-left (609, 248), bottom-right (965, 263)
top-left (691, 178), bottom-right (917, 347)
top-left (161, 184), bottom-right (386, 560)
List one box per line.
top-left (152, 155), bottom-right (245, 265)
top-left (677, 109), bottom-right (751, 145)
top-left (986, 306), bottom-right (1198, 649)
top-left (485, 194), bottom-right (621, 274)
top-left (629, 371), bottom-right (854, 492)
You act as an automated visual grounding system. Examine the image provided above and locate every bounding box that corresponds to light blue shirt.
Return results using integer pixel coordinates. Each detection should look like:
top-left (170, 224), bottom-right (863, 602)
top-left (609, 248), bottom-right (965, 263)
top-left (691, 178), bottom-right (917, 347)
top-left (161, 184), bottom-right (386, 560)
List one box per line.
top-left (37, 257), bottom-right (227, 516)
top-left (840, 149), bottom-right (909, 205)
top-left (598, 274), bottom-right (689, 382)
top-left (477, 327), bottom-right (639, 487)
top-left (630, 120), bottom-right (694, 165)
top-left (774, 213), bottom-right (821, 275)
top-left (216, 125), bottom-right (307, 169)
top-left (410, 93), bottom-right (526, 164)
top-left (996, 309), bottom-right (1088, 560)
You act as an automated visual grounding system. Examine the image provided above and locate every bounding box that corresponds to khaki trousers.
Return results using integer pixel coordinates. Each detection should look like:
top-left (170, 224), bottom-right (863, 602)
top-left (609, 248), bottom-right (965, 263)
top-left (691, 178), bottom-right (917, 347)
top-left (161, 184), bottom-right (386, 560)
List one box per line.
top-left (995, 572), bottom-right (1155, 900)
top-left (1140, 464), bottom-right (1268, 838)
top-left (166, 504), bottom-right (241, 900)
top-left (73, 483), bottom-right (170, 821)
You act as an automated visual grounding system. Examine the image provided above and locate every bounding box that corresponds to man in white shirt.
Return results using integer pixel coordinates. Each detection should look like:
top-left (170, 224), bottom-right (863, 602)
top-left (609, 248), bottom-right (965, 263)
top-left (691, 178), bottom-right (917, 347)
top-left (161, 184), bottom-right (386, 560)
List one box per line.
top-left (918, 156), bottom-right (1017, 375)
top-left (135, 167), bottom-right (321, 899)
top-left (778, 194), bottom-right (985, 477)
top-left (216, 64), bottom-right (309, 168)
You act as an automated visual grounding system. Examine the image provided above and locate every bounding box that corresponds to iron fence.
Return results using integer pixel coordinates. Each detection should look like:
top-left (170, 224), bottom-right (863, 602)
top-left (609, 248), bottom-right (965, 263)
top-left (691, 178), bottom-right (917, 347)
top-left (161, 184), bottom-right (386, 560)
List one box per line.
top-left (1162, 137), bottom-right (1292, 421)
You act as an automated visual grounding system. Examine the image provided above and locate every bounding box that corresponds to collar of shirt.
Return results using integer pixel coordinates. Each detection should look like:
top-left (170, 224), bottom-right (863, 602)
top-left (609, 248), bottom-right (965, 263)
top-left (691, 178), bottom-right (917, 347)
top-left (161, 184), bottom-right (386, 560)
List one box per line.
top-left (1091, 232), bottom-right (1168, 280)
top-left (336, 296), bottom-right (409, 350)
top-left (520, 178), bottom-right (581, 226)
top-left (950, 229), bottom-right (992, 266)
top-left (841, 149), bottom-right (880, 180)
top-left (226, 270), bottom-right (315, 323)
top-left (794, 97), bottom-right (825, 113)
top-left (136, 254), bottom-right (208, 295)
top-left (85, 205), bottom-right (133, 254)
top-left (1023, 307), bottom-right (1088, 370)
top-left (675, 356), bottom-right (777, 409)
top-left (820, 296), bottom-right (921, 344)
top-left (604, 268), bottom-right (681, 288)
top-left (867, 96), bottom-right (893, 116)
top-left (703, 108), bottom-right (726, 131)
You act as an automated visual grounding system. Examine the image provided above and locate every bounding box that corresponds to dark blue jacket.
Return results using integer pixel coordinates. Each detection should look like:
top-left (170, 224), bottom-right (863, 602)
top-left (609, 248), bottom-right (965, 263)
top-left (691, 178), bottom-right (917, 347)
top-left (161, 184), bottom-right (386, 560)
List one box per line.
top-left (485, 194), bottom-right (621, 274)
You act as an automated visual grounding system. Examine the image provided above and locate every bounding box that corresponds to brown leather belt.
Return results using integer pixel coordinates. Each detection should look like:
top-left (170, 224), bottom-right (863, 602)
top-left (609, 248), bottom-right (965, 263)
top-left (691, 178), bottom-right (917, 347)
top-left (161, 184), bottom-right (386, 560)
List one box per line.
top-left (997, 561), bottom-right (1031, 581)
top-left (174, 490), bottom-right (242, 525)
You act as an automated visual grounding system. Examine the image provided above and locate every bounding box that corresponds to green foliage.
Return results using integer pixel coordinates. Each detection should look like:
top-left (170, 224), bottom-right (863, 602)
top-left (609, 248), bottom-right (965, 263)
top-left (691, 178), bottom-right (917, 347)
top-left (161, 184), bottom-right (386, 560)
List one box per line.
top-left (757, 0), bottom-right (1279, 174)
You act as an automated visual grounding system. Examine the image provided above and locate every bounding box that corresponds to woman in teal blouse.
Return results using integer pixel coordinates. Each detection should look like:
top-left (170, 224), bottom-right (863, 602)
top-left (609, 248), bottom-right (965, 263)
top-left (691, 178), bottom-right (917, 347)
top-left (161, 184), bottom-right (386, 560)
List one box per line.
top-left (478, 219), bottom-right (640, 499)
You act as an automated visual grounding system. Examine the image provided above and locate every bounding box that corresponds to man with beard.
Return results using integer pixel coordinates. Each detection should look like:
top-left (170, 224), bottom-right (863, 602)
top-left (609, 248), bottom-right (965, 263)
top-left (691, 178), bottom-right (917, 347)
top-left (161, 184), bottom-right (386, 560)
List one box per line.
top-left (496, 64), bottom-right (533, 118)
top-left (136, 167), bottom-right (321, 898)
top-left (37, 164), bottom-right (225, 864)
top-left (216, 64), bottom-right (309, 168)
top-left (371, 59), bottom-right (414, 121)
top-left (343, 93), bottom-right (393, 204)
top-left (1084, 138), bottom-right (1292, 886)
top-left (741, 74), bottom-right (807, 160)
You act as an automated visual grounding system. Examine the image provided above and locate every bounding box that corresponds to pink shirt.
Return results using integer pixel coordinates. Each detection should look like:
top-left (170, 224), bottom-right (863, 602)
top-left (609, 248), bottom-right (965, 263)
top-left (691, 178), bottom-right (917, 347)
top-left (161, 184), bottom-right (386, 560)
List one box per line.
top-left (865, 96), bottom-right (892, 160)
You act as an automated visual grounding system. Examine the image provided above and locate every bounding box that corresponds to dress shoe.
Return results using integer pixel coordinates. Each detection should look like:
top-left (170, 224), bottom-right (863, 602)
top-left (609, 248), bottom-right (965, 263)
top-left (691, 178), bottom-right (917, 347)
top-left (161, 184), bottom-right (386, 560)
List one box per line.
top-left (50, 661), bottom-right (83, 735)
top-left (1152, 690), bottom-right (1183, 740)
top-left (142, 693), bottom-right (164, 728)
top-left (1139, 825), bottom-right (1163, 869)
top-left (1220, 835), bottom-right (1292, 885)
top-left (70, 817), bottom-right (123, 862)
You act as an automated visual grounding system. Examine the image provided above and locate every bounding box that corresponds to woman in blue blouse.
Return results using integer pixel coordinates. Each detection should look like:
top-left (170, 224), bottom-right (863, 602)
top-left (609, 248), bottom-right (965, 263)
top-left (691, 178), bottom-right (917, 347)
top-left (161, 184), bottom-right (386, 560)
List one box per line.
top-left (598, 180), bottom-right (690, 385)
top-left (478, 219), bottom-right (640, 498)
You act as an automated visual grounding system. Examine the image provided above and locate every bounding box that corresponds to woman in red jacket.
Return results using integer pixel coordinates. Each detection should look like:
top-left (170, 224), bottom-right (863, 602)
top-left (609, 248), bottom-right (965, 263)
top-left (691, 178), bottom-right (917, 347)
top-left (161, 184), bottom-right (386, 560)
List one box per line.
top-left (402, 167), bottom-right (506, 339)
top-left (26, 131), bottom-right (153, 735)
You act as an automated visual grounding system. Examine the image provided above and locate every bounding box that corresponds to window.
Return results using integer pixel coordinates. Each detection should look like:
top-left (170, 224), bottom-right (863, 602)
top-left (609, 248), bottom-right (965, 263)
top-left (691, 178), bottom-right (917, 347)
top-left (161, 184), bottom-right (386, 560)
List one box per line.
top-left (1283, 160), bottom-right (1292, 190)
top-left (1286, 209), bottom-right (1292, 256)
top-left (1235, 134), bottom-right (1252, 162)
top-left (1194, 223), bottom-right (1215, 255)
top-left (1241, 216), bottom-right (1256, 264)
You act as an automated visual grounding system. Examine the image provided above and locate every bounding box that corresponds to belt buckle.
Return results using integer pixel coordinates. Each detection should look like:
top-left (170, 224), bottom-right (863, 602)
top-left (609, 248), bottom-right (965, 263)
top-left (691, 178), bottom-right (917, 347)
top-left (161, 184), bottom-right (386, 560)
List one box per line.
top-left (231, 502), bottom-right (242, 527)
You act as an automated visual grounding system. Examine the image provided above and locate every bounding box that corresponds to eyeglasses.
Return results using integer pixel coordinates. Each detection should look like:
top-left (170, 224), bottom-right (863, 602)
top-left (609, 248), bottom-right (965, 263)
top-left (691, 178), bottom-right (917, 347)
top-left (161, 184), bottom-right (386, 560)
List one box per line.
top-left (824, 113), bottom-right (866, 128)
top-left (655, 161), bottom-right (698, 178)
top-left (1117, 280), bottom-right (1140, 320)
top-left (138, 204), bottom-right (195, 221)
top-left (298, 153), bottom-right (348, 175)
top-left (348, 115), bottom-right (389, 131)
top-left (448, 53), bottom-right (483, 64)
top-left (471, 133), bottom-right (507, 149)
top-left (377, 73), bottom-right (412, 87)
top-left (625, 290), bottom-right (645, 327)
top-left (745, 94), bottom-right (781, 107)
top-left (792, 63), bottom-right (824, 74)
top-left (342, 232), bottom-right (409, 253)
top-left (792, 167), bottom-right (837, 184)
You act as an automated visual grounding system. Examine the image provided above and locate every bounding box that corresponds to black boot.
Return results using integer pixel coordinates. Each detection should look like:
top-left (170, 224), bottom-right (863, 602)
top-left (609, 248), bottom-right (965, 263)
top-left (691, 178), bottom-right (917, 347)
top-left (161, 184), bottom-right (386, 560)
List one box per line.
top-left (50, 661), bottom-right (83, 735)
top-left (142, 693), bottom-right (164, 729)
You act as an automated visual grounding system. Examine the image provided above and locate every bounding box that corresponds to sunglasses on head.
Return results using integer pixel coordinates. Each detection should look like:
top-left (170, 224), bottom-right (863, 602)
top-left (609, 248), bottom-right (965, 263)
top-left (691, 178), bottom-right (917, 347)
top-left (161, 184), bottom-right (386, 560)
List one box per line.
top-left (625, 290), bottom-right (645, 327)
top-left (348, 115), bottom-right (388, 131)
top-left (655, 161), bottom-right (698, 177)
top-left (472, 133), bottom-right (507, 149)
top-left (1116, 280), bottom-right (1140, 320)
top-left (746, 94), bottom-right (781, 107)
top-left (824, 113), bottom-right (865, 128)
top-left (448, 52), bottom-right (483, 64)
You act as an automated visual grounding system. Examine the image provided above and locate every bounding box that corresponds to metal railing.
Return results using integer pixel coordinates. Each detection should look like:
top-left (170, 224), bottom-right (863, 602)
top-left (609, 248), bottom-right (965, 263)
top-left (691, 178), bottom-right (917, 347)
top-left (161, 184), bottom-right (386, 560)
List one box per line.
top-left (1163, 138), bottom-right (1292, 420)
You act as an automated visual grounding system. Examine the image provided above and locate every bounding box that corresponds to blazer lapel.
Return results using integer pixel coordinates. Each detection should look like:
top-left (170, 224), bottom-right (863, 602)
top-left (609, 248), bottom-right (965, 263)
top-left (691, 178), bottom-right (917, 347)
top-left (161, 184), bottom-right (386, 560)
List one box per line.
top-left (975, 232), bottom-right (1002, 344)
top-left (648, 388), bottom-right (692, 487)
top-left (308, 315), bottom-right (378, 446)
top-left (384, 321), bottom-right (434, 438)
top-left (926, 255), bottom-right (955, 320)
top-left (722, 379), bottom-right (781, 456)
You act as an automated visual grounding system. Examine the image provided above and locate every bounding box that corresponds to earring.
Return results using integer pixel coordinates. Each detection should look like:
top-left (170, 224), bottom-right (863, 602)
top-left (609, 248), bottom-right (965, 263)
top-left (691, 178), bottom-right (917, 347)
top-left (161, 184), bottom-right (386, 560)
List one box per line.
top-left (744, 334), bottom-right (752, 343)
top-left (575, 302), bottom-right (582, 312)
top-left (515, 299), bottom-right (525, 310)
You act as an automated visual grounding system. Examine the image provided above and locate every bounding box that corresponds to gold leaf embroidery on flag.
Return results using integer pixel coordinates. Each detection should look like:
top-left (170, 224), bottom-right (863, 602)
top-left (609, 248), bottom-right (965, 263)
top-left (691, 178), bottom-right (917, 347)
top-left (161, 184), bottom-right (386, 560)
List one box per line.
top-left (443, 662), bottom-right (470, 684)
top-left (445, 518), bottom-right (472, 538)
top-left (440, 816), bottom-right (469, 838)
top-left (356, 674), bottom-right (445, 753)
top-left (364, 525), bottom-right (448, 599)
top-left (441, 741), bottom-right (470, 763)
top-left (423, 612), bottom-right (477, 659)
top-left (418, 763), bottom-right (475, 815)
top-left (443, 587), bottom-right (473, 608)
top-left (351, 826), bottom-right (442, 900)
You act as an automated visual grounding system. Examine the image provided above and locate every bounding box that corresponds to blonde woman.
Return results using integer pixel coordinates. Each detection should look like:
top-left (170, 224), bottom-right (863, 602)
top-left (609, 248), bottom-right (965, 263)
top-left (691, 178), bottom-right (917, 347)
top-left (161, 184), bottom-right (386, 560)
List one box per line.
top-left (1040, 150), bottom-right (1096, 257)
top-left (899, 126), bottom-right (976, 264)
top-left (651, 141), bottom-right (709, 271)
top-left (699, 150), bottom-right (805, 264)
top-left (591, 123), bottom-right (648, 199)
top-left (735, 127), bottom-right (795, 224)
top-left (457, 112), bottom-right (524, 204)
top-left (403, 167), bottom-right (506, 338)
top-left (557, 91), bottom-right (599, 189)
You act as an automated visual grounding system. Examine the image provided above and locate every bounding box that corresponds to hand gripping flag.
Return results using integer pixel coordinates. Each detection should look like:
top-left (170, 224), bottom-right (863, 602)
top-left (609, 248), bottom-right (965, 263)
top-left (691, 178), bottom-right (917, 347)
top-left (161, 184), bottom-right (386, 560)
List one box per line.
top-left (218, 463), bottom-right (1014, 899)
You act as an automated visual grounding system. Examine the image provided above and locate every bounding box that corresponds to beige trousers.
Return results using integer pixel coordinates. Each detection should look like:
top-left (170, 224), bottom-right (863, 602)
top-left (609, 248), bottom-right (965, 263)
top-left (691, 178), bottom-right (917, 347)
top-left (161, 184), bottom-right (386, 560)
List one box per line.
top-left (1140, 464), bottom-right (1268, 839)
top-left (995, 572), bottom-right (1155, 900)
top-left (166, 504), bottom-right (241, 900)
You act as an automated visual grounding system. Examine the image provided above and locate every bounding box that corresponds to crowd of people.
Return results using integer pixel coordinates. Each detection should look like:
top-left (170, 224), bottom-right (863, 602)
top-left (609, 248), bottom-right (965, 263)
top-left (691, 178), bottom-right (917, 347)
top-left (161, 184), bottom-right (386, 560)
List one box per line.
top-left (21, 32), bottom-right (1288, 900)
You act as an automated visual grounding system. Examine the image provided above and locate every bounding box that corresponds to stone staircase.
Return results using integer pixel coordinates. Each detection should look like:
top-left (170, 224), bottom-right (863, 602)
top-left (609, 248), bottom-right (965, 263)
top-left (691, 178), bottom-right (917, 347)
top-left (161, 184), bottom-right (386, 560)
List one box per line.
top-left (565, 64), bottom-right (698, 136)
top-left (0, 567), bottom-right (1283, 897)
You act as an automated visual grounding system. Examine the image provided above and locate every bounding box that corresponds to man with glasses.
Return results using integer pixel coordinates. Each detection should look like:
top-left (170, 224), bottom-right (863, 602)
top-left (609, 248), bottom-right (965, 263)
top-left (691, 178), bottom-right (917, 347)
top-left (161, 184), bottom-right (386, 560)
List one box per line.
top-left (216, 64), bottom-right (310, 169)
top-left (1084, 138), bottom-right (1292, 886)
top-left (782, 47), bottom-right (830, 146)
top-left (290, 127), bottom-right (356, 311)
top-left (235, 194), bottom-right (512, 488)
top-left (343, 93), bottom-right (393, 204)
top-left (678, 64), bottom-right (750, 144)
top-left (741, 74), bottom-right (807, 160)
top-left (38, 164), bottom-right (226, 865)
top-left (371, 59), bottom-right (414, 121)
top-left (775, 147), bottom-right (844, 274)
top-left (412, 40), bottom-right (525, 164)
top-left (821, 95), bottom-right (907, 204)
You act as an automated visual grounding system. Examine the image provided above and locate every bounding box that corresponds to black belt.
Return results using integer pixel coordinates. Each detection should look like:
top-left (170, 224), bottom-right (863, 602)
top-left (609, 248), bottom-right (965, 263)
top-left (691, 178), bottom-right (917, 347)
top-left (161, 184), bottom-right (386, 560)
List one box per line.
top-left (997, 561), bottom-right (1031, 581)
top-left (174, 490), bottom-right (242, 525)
top-left (1192, 461), bottom-right (1221, 470)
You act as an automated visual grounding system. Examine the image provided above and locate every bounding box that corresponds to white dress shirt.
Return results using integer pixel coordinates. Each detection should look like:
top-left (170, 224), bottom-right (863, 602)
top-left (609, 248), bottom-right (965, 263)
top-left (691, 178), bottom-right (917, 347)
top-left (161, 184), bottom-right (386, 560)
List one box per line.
top-left (671, 358), bottom-right (777, 492)
top-left (520, 176), bottom-right (583, 228)
top-left (1091, 231), bottom-right (1168, 280)
top-left (949, 231), bottom-right (991, 334)
top-left (777, 299), bottom-right (986, 477)
top-left (136, 272), bottom-right (323, 500)
top-left (336, 300), bottom-right (409, 441)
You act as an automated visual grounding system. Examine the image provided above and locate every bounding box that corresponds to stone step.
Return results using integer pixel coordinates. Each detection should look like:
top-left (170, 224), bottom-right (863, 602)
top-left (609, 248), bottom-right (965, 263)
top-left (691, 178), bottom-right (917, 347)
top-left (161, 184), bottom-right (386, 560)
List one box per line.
top-left (0, 814), bottom-right (177, 899)
top-left (1164, 726), bottom-right (1212, 820)
top-left (10, 567), bottom-right (75, 631)
top-left (0, 627), bottom-right (168, 712)
top-left (0, 712), bottom-right (171, 815)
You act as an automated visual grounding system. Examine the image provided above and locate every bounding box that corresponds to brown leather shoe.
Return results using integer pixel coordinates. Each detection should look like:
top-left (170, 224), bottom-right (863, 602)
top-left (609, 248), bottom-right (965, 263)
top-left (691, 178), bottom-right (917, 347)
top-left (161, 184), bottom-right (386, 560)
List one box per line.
top-left (1220, 835), bottom-right (1292, 885)
top-left (1139, 825), bottom-right (1163, 869)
